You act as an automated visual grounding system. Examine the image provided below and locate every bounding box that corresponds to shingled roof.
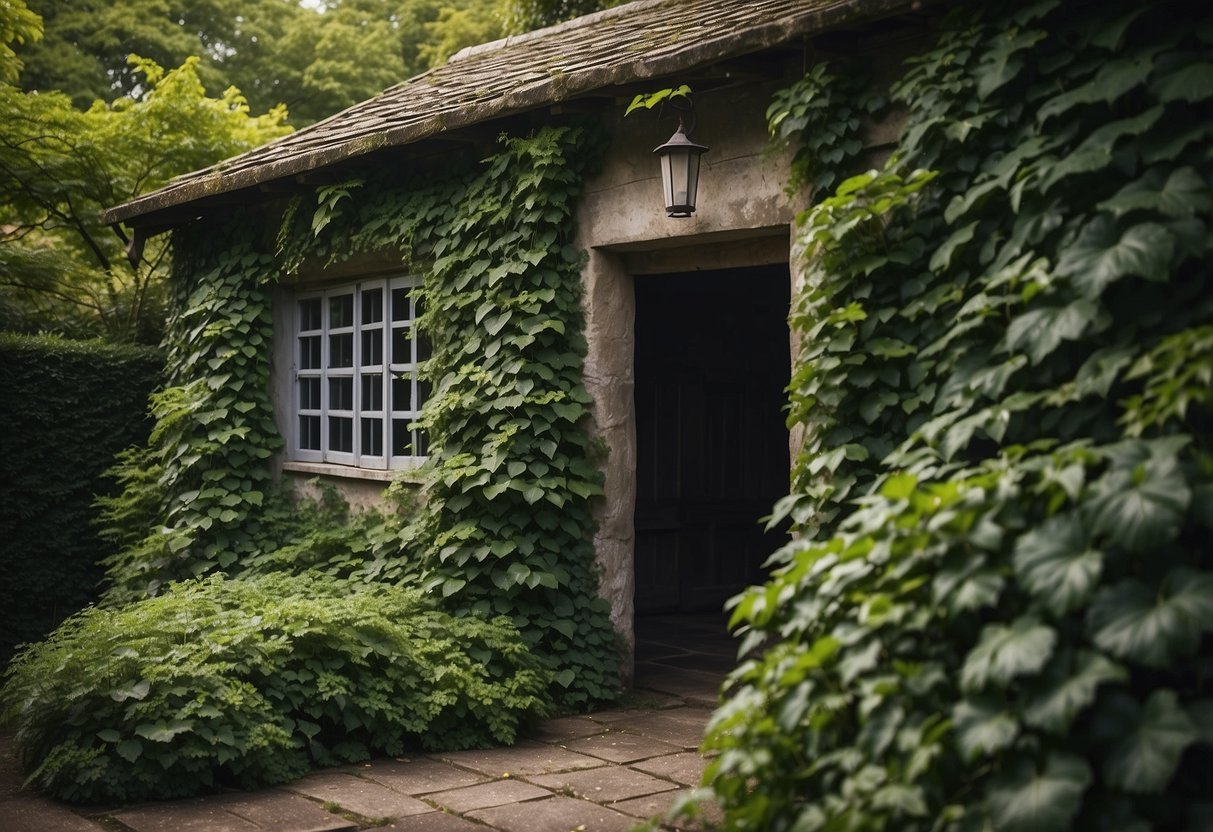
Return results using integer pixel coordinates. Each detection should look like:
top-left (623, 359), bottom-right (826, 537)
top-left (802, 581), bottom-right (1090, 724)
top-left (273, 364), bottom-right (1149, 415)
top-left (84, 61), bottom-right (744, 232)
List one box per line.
top-left (105, 0), bottom-right (916, 226)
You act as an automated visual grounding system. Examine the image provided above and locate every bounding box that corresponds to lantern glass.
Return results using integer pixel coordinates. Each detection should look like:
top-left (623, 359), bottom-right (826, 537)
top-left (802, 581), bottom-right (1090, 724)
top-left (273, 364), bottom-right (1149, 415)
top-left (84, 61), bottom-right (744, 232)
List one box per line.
top-left (653, 127), bottom-right (707, 218)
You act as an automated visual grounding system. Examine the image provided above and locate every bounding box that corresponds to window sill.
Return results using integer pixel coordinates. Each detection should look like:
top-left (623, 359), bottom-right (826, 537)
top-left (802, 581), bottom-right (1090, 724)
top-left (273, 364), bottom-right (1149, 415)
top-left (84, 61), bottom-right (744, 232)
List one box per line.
top-left (281, 459), bottom-right (425, 483)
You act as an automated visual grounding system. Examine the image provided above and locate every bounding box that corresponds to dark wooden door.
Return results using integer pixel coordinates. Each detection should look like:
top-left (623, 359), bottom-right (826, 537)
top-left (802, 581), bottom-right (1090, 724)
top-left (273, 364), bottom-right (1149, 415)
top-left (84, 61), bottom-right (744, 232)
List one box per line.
top-left (634, 265), bottom-right (791, 613)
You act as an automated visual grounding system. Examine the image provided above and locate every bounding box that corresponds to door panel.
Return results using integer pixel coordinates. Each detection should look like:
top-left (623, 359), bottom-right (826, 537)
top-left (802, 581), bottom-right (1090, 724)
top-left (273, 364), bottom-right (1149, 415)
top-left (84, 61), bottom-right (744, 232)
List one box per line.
top-left (634, 265), bottom-right (791, 614)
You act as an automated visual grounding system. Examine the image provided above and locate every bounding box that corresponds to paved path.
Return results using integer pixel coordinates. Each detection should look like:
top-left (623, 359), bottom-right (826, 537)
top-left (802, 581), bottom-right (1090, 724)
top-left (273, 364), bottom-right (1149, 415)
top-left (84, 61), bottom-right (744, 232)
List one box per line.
top-left (2, 616), bottom-right (732, 832)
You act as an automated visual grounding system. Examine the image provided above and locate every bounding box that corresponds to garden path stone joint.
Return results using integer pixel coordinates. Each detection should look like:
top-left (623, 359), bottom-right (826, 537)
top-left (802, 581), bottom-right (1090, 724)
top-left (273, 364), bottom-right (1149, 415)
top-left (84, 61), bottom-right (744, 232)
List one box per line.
top-left (103, 0), bottom-right (938, 679)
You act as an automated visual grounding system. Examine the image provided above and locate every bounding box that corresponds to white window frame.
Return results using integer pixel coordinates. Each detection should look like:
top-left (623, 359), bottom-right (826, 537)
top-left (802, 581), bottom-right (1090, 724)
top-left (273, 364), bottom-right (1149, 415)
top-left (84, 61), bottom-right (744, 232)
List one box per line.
top-left (291, 274), bottom-right (427, 470)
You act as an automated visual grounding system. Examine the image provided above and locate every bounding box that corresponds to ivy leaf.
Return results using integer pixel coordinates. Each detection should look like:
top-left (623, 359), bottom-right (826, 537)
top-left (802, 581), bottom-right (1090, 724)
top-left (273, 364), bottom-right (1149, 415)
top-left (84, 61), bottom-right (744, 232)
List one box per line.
top-left (1013, 514), bottom-right (1102, 615)
top-left (1151, 61), bottom-right (1213, 103)
top-left (1055, 216), bottom-right (1176, 298)
top-left (1037, 53), bottom-right (1155, 122)
top-left (987, 753), bottom-right (1091, 832)
top-left (1023, 649), bottom-right (1127, 734)
top-left (929, 221), bottom-right (978, 271)
top-left (1003, 299), bottom-right (1099, 365)
top-left (1087, 569), bottom-right (1213, 666)
top-left (1085, 456), bottom-right (1190, 552)
top-left (961, 617), bottom-right (1057, 692)
top-left (1092, 689), bottom-right (1197, 793)
top-left (1097, 167), bottom-right (1213, 219)
top-left (954, 697), bottom-right (1019, 760)
top-left (115, 739), bottom-right (144, 763)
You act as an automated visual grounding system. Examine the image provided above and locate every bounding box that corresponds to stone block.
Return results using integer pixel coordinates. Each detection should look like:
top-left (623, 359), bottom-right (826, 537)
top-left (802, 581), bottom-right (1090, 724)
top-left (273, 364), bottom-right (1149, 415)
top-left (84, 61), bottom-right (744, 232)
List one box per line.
top-left (529, 766), bottom-right (678, 804)
top-left (527, 716), bottom-right (608, 742)
top-left (427, 778), bottom-right (550, 812)
top-left (2, 797), bottom-right (108, 832)
top-left (562, 731), bottom-right (682, 764)
top-left (630, 752), bottom-right (709, 787)
top-left (469, 795), bottom-right (635, 832)
top-left (285, 772), bottom-right (430, 820)
top-left (429, 741), bottom-right (604, 776)
top-left (213, 789), bottom-right (354, 831)
top-left (110, 799), bottom-right (260, 832)
top-left (352, 758), bottom-right (486, 795)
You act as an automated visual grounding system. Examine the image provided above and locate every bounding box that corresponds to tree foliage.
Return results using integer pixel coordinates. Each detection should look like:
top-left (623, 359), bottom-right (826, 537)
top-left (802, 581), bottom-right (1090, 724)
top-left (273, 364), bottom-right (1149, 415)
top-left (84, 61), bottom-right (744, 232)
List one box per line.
top-left (0, 56), bottom-right (290, 341)
top-left (687, 2), bottom-right (1213, 830)
top-left (17, 0), bottom-right (509, 126)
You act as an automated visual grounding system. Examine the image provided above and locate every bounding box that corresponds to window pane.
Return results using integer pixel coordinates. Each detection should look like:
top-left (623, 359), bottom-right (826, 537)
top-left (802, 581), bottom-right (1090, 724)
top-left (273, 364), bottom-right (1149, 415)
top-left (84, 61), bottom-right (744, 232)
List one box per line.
top-left (329, 377), bottom-right (353, 411)
top-left (329, 333), bottom-right (353, 368)
top-left (418, 378), bottom-right (432, 408)
top-left (392, 376), bottom-right (412, 411)
top-left (298, 298), bottom-right (321, 331)
top-left (330, 293), bottom-right (354, 329)
top-left (361, 288), bottom-right (383, 324)
top-left (361, 374), bottom-right (383, 410)
top-left (392, 327), bottom-right (412, 364)
top-left (361, 329), bottom-right (383, 365)
top-left (361, 417), bottom-right (383, 457)
top-left (299, 377), bottom-right (320, 410)
top-left (415, 430), bottom-right (428, 457)
top-left (299, 336), bottom-right (321, 370)
top-left (299, 414), bottom-right (320, 450)
top-left (392, 418), bottom-right (413, 456)
top-left (391, 287), bottom-right (412, 322)
top-left (329, 416), bottom-right (353, 453)
top-left (417, 332), bottom-right (432, 363)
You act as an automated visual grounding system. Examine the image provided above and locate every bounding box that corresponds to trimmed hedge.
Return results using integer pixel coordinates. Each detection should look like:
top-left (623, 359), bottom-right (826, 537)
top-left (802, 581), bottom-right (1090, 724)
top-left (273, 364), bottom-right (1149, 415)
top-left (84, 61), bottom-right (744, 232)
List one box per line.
top-left (0, 334), bottom-right (161, 662)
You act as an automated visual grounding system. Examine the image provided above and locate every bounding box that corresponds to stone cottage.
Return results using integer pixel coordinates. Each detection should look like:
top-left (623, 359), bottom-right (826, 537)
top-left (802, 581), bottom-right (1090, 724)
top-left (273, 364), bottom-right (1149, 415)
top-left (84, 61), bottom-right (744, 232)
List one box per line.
top-left (104, 0), bottom-right (935, 671)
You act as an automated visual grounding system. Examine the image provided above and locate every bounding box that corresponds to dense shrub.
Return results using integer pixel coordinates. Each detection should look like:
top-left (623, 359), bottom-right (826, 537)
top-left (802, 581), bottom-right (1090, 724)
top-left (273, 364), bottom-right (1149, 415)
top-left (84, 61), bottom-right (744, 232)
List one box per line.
top-left (0, 573), bottom-right (551, 803)
top-left (0, 334), bottom-right (160, 662)
top-left (693, 2), bottom-right (1213, 830)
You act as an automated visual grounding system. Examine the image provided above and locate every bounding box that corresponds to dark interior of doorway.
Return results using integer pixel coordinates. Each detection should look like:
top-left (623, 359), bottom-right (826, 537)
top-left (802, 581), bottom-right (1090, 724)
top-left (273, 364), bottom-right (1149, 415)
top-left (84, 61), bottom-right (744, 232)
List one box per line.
top-left (633, 263), bottom-right (791, 616)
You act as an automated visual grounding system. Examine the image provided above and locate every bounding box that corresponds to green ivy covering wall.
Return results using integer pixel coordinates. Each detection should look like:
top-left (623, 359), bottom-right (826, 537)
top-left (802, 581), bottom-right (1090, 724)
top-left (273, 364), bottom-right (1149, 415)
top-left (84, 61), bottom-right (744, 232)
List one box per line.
top-left (101, 124), bottom-right (619, 709)
top-left (691, 2), bottom-right (1213, 830)
top-left (0, 334), bottom-right (161, 663)
top-left (279, 125), bottom-right (619, 708)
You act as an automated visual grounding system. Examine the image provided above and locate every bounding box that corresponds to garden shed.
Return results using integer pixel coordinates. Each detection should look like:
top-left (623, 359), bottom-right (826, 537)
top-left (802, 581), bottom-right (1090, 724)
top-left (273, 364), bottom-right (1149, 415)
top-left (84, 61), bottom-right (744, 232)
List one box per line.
top-left (104, 0), bottom-right (936, 675)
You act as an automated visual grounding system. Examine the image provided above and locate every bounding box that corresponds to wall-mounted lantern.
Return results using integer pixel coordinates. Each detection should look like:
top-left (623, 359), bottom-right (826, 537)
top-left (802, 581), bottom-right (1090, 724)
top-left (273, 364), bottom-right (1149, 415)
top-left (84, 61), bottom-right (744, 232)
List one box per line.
top-left (653, 118), bottom-right (708, 218)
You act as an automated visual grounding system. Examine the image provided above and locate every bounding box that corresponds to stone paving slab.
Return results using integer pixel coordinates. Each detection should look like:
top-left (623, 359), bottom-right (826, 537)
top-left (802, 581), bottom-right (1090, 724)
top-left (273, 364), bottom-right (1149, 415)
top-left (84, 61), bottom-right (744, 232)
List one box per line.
top-left (630, 751), bottom-right (710, 786)
top-left (427, 778), bottom-right (550, 813)
top-left (527, 715), bottom-right (608, 742)
top-left (110, 799), bottom-right (263, 832)
top-left (351, 758), bottom-right (487, 795)
top-left (562, 731), bottom-right (683, 764)
top-left (619, 712), bottom-right (709, 749)
top-left (380, 811), bottom-right (487, 831)
top-left (285, 772), bottom-right (431, 820)
top-left (469, 795), bottom-right (635, 832)
top-left (430, 741), bottom-right (605, 777)
top-left (214, 790), bottom-right (355, 832)
top-left (529, 765), bottom-right (679, 804)
top-left (2, 797), bottom-right (109, 832)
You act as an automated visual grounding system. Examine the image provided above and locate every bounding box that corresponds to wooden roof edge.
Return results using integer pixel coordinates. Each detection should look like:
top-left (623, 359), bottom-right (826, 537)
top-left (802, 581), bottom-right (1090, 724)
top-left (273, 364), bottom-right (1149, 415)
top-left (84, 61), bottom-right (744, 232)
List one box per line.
top-left (105, 0), bottom-right (926, 228)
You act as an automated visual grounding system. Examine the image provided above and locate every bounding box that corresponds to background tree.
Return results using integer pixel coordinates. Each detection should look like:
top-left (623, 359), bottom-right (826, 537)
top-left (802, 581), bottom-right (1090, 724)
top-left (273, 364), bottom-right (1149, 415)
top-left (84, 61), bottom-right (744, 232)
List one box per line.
top-left (0, 55), bottom-right (290, 341)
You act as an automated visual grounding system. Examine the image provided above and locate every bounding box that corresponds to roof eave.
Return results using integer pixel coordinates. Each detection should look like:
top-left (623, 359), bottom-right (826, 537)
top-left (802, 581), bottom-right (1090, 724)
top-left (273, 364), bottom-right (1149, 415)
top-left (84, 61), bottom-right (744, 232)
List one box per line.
top-left (104, 0), bottom-right (922, 228)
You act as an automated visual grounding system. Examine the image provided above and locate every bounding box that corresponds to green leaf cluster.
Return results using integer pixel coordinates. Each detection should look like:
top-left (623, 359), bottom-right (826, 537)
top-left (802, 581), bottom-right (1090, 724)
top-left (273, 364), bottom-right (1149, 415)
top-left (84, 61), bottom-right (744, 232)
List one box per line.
top-left (0, 573), bottom-right (549, 803)
top-left (693, 2), bottom-right (1213, 830)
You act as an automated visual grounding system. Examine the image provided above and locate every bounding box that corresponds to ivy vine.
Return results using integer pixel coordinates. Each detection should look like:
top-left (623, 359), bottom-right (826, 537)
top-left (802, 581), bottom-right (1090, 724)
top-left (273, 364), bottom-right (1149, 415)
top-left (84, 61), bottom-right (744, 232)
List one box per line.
top-left (688, 1), bottom-right (1213, 830)
top-left (101, 124), bottom-right (619, 710)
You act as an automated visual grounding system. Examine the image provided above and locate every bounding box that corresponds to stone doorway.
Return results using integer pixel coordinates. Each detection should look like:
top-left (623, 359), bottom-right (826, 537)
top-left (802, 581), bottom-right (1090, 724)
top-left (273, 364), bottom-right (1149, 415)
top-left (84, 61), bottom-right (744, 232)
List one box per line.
top-left (632, 264), bottom-right (791, 616)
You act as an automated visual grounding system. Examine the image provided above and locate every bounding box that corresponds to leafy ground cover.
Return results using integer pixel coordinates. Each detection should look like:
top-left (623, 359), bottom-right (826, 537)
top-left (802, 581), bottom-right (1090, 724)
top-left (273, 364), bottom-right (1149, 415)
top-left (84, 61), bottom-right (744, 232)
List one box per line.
top-left (0, 573), bottom-right (549, 803)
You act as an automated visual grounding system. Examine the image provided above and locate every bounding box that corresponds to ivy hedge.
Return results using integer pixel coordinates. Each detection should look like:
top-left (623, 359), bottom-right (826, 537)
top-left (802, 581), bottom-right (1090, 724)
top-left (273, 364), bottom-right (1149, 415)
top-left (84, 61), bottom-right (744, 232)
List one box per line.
top-left (0, 334), bottom-right (161, 664)
top-left (688, 2), bottom-right (1213, 830)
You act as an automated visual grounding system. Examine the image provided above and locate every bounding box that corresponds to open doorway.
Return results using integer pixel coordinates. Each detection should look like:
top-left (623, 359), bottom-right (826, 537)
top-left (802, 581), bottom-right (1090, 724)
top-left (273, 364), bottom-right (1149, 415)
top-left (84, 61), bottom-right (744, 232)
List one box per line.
top-left (633, 264), bottom-right (791, 617)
